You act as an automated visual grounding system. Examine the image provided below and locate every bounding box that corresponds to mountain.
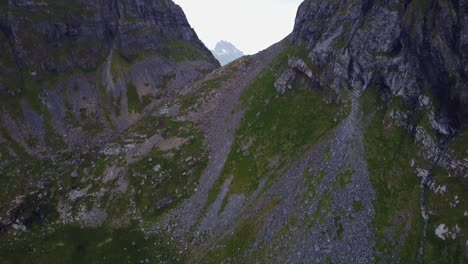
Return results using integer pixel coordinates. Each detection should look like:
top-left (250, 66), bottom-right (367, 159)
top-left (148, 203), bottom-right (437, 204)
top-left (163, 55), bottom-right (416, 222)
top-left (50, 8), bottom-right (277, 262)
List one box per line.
top-left (1, 0), bottom-right (467, 263)
top-left (211, 40), bottom-right (244, 65)
top-left (0, 0), bottom-right (219, 155)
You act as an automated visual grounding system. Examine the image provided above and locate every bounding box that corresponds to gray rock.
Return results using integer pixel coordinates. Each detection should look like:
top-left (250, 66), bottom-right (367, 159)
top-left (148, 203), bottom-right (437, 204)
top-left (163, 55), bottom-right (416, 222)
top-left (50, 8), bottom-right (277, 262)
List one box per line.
top-left (157, 197), bottom-right (174, 210)
top-left (274, 57), bottom-right (314, 94)
top-left (292, 0), bottom-right (467, 129)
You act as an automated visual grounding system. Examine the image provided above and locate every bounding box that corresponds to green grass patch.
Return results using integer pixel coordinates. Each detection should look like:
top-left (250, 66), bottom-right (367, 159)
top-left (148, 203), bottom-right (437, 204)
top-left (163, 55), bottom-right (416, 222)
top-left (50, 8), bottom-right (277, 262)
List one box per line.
top-left (207, 43), bottom-right (344, 207)
top-left (301, 169), bottom-right (326, 203)
top-left (127, 119), bottom-right (208, 221)
top-left (335, 216), bottom-right (344, 240)
top-left (352, 200), bottom-right (364, 212)
top-left (160, 39), bottom-right (206, 62)
top-left (160, 74), bottom-right (175, 89)
top-left (126, 83), bottom-right (143, 113)
top-left (334, 165), bottom-right (354, 189)
top-left (361, 86), bottom-right (426, 263)
top-left (0, 225), bottom-right (179, 264)
top-left (311, 192), bottom-right (332, 225)
top-left (9, 1), bottom-right (95, 22)
top-left (0, 129), bottom-right (48, 211)
top-left (198, 217), bottom-right (262, 263)
top-left (448, 127), bottom-right (468, 160)
top-left (96, 81), bottom-right (113, 128)
top-left (192, 197), bottom-right (280, 263)
top-left (176, 70), bottom-right (231, 114)
top-left (423, 165), bottom-right (468, 263)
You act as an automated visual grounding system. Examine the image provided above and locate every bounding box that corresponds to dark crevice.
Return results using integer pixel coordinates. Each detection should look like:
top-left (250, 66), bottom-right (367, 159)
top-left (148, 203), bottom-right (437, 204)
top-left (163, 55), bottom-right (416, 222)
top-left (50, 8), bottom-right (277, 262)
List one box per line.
top-left (343, 0), bottom-right (374, 53)
top-left (360, 0), bottom-right (375, 15)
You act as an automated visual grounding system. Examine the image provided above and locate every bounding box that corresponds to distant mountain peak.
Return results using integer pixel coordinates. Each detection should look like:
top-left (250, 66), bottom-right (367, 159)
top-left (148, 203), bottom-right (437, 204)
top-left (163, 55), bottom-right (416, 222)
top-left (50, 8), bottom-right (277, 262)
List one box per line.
top-left (211, 40), bottom-right (244, 65)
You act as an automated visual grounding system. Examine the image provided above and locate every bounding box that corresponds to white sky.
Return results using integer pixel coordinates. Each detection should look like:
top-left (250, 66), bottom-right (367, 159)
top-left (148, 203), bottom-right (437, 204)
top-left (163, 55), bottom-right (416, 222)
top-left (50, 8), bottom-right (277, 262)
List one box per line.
top-left (173, 0), bottom-right (303, 55)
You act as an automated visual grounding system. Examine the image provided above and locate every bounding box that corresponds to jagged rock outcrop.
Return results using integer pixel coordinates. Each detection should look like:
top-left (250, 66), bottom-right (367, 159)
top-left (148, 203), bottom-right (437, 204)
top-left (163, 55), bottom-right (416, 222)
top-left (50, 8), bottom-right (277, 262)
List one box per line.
top-left (274, 57), bottom-right (314, 94)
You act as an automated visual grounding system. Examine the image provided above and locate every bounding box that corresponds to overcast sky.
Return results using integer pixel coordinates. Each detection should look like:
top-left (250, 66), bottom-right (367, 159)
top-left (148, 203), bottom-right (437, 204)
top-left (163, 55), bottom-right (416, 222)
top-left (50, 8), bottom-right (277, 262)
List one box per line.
top-left (173, 0), bottom-right (303, 55)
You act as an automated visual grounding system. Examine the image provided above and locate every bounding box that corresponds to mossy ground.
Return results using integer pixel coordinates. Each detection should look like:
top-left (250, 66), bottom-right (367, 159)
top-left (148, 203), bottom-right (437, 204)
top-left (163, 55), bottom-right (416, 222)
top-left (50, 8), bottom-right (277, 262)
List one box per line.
top-left (0, 133), bottom-right (47, 213)
top-left (361, 87), bottom-right (425, 262)
top-left (192, 43), bottom-right (347, 262)
top-left (190, 198), bottom-right (280, 263)
top-left (423, 164), bottom-right (468, 263)
top-left (0, 225), bottom-right (179, 264)
top-left (361, 86), bottom-right (467, 263)
top-left (161, 39), bottom-right (208, 62)
top-left (0, 112), bottom-right (208, 262)
top-left (0, 5), bottom-right (220, 263)
top-left (126, 83), bottom-right (152, 114)
top-left (207, 44), bottom-right (345, 208)
top-left (127, 117), bottom-right (208, 221)
top-left (333, 165), bottom-right (354, 190)
top-left (175, 59), bottom-right (245, 115)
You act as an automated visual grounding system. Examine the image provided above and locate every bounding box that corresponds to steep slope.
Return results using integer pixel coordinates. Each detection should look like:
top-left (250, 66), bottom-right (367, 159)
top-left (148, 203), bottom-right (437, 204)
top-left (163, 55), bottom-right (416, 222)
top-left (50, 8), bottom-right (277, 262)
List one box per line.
top-left (290, 1), bottom-right (468, 262)
top-left (211, 40), bottom-right (244, 65)
top-left (157, 0), bottom-right (467, 263)
top-left (0, 0), bottom-right (219, 155)
top-left (0, 1), bottom-right (219, 262)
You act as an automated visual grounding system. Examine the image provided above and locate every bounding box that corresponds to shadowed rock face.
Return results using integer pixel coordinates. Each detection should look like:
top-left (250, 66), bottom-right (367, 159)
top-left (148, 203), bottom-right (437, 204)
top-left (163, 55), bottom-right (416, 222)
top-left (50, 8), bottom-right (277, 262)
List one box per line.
top-left (1, 0), bottom-right (216, 75)
top-left (292, 0), bottom-right (468, 131)
top-left (0, 0), bottom-right (219, 154)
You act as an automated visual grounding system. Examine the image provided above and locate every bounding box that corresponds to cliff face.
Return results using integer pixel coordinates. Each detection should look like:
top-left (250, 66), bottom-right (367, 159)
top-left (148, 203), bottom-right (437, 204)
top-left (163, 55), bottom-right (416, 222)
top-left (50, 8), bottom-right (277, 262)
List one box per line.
top-left (0, 0), bottom-right (219, 154)
top-left (292, 0), bottom-right (468, 131)
top-left (1, 0), bottom-right (215, 74)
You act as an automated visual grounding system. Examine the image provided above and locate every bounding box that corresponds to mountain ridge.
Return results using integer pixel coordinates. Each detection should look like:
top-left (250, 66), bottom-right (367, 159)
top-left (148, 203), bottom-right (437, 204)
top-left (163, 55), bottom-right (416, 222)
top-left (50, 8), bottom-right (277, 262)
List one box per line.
top-left (0, 0), bottom-right (219, 156)
top-left (211, 40), bottom-right (244, 65)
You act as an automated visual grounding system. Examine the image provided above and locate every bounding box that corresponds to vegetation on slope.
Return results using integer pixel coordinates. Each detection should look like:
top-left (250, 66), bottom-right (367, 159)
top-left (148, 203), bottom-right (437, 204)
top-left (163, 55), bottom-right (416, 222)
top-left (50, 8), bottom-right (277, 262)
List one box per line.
top-left (361, 87), bottom-right (424, 262)
top-left (207, 44), bottom-right (346, 208)
top-left (196, 43), bottom-right (348, 261)
top-left (0, 114), bottom-right (208, 263)
top-left (361, 87), bottom-right (468, 263)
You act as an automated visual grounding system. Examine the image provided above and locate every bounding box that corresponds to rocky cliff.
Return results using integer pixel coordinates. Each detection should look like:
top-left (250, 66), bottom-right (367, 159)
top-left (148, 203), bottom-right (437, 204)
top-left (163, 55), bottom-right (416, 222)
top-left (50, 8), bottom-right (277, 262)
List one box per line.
top-left (0, 0), bottom-right (467, 263)
top-left (292, 0), bottom-right (467, 132)
top-left (0, 0), bottom-right (219, 155)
